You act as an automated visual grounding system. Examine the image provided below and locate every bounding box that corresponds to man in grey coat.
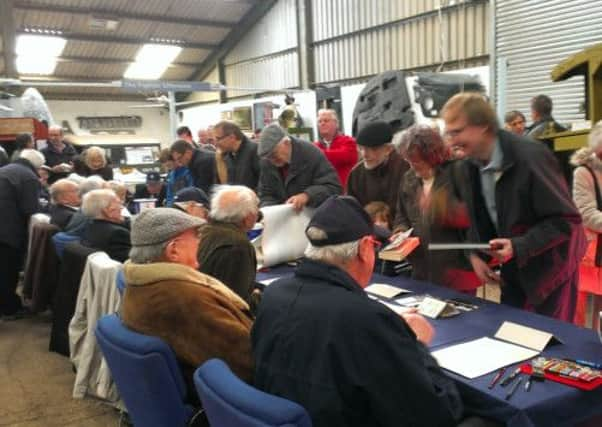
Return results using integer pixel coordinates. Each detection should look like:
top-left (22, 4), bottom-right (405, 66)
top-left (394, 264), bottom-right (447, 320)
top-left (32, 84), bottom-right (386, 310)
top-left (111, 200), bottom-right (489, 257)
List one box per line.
top-left (257, 124), bottom-right (342, 210)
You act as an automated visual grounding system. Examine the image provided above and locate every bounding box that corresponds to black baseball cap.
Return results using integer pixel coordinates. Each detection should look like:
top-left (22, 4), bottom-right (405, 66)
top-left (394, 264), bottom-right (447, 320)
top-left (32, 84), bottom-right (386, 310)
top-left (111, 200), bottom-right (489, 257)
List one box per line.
top-left (305, 196), bottom-right (373, 246)
top-left (356, 120), bottom-right (393, 147)
top-left (174, 186), bottom-right (210, 208)
top-left (146, 172), bottom-right (162, 183)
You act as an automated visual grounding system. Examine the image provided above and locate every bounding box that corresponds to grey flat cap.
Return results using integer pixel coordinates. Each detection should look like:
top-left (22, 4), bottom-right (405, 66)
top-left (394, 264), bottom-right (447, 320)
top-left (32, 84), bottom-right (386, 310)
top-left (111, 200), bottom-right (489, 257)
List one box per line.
top-left (258, 123), bottom-right (287, 157)
top-left (131, 207), bottom-right (204, 247)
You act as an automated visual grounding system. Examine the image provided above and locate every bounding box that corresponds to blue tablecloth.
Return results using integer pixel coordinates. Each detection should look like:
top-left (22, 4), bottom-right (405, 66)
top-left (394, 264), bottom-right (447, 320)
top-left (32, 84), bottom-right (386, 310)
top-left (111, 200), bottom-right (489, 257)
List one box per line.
top-left (257, 265), bottom-right (602, 427)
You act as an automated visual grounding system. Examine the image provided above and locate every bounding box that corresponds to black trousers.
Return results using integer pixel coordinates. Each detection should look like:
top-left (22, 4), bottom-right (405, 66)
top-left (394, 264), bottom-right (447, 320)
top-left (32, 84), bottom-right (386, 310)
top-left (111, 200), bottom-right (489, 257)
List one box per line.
top-left (0, 243), bottom-right (24, 315)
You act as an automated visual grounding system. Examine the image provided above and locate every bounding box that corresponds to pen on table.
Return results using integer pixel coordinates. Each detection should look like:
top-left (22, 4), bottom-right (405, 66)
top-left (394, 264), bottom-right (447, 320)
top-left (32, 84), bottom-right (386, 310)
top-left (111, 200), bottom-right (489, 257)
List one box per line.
top-left (500, 367), bottom-right (522, 387)
top-left (563, 358), bottom-right (602, 370)
top-left (524, 376), bottom-right (532, 392)
top-left (488, 367), bottom-right (506, 389)
top-left (505, 377), bottom-right (523, 400)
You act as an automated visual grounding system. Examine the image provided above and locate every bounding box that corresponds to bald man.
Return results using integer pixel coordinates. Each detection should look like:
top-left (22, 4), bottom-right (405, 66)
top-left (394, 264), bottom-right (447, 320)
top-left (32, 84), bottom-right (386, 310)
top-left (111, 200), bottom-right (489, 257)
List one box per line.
top-left (49, 178), bottom-right (81, 230)
top-left (41, 125), bottom-right (77, 183)
top-left (197, 185), bottom-right (260, 303)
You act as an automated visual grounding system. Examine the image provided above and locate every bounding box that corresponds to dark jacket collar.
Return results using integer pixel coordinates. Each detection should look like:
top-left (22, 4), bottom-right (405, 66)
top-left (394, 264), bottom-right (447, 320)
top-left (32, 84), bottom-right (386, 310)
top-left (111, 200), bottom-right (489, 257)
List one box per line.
top-left (295, 258), bottom-right (366, 296)
top-left (14, 158), bottom-right (39, 176)
top-left (496, 130), bottom-right (517, 172)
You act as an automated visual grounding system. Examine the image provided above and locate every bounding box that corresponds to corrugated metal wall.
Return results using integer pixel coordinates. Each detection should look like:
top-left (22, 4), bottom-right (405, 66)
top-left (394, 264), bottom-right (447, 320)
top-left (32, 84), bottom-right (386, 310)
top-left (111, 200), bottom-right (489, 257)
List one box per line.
top-left (312, 0), bottom-right (489, 84)
top-left (223, 0), bottom-right (299, 96)
top-left (186, 66), bottom-right (220, 103)
top-left (495, 0), bottom-right (602, 124)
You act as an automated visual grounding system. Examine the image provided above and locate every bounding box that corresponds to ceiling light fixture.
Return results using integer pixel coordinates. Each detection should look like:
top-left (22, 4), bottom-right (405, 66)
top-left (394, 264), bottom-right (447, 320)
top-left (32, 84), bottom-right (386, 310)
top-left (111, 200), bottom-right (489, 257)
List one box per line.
top-left (124, 44), bottom-right (182, 80)
top-left (15, 34), bottom-right (67, 75)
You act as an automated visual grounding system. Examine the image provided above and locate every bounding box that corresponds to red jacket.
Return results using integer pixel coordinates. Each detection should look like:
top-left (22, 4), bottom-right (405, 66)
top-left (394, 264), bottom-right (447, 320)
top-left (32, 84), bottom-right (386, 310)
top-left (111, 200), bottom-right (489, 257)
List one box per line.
top-left (314, 133), bottom-right (358, 187)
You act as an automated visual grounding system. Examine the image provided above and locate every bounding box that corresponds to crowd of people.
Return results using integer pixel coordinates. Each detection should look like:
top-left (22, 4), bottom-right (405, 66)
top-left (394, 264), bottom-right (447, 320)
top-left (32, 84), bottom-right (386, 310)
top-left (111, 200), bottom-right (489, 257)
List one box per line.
top-left (0, 92), bottom-right (600, 426)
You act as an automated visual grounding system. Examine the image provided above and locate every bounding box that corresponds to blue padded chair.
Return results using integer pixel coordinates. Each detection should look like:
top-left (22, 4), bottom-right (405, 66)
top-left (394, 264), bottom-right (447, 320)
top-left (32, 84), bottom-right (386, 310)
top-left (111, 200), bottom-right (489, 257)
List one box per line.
top-left (51, 232), bottom-right (80, 259)
top-left (194, 359), bottom-right (312, 427)
top-left (116, 270), bottom-right (126, 295)
top-left (95, 314), bottom-right (195, 427)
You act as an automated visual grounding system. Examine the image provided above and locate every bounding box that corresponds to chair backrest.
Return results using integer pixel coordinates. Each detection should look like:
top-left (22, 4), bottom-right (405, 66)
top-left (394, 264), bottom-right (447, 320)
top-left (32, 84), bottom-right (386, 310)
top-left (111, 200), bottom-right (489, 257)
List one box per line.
top-left (116, 269), bottom-right (126, 295)
top-left (95, 314), bottom-right (193, 427)
top-left (52, 232), bottom-right (81, 259)
top-left (194, 359), bottom-right (312, 427)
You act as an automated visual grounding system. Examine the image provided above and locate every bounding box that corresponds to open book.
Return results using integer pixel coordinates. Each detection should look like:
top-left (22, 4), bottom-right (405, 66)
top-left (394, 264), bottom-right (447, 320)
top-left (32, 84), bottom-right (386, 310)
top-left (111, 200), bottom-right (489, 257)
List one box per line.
top-left (379, 228), bottom-right (420, 262)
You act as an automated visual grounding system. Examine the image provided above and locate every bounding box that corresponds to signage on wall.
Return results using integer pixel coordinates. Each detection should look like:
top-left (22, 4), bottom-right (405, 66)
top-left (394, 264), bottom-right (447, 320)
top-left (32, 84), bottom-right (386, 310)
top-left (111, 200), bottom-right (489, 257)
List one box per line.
top-left (76, 115), bottom-right (143, 130)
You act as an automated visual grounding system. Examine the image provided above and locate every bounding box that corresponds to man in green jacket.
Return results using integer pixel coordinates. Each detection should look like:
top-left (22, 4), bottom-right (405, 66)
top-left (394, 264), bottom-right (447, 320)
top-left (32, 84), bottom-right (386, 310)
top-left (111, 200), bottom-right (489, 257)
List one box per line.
top-left (197, 185), bottom-right (260, 303)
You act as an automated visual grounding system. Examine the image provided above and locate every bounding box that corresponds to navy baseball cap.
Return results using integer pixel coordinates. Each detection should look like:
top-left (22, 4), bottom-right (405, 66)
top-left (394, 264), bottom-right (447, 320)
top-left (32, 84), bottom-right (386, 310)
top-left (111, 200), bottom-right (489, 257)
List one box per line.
top-left (146, 172), bottom-right (162, 183)
top-left (305, 196), bottom-right (373, 246)
top-left (174, 186), bottom-right (210, 208)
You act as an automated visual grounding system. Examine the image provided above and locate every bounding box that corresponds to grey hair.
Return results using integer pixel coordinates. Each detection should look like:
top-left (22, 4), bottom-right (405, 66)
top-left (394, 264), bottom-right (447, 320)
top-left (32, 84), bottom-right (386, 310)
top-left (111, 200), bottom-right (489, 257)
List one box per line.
top-left (210, 185), bottom-right (259, 224)
top-left (79, 175), bottom-right (106, 198)
top-left (107, 180), bottom-right (127, 200)
top-left (84, 146), bottom-right (107, 168)
top-left (317, 108), bottom-right (339, 123)
top-left (588, 120), bottom-right (602, 152)
top-left (82, 189), bottom-right (117, 218)
top-left (304, 238), bottom-right (361, 266)
top-left (129, 240), bottom-right (170, 264)
top-left (49, 178), bottom-right (78, 203)
top-left (48, 124), bottom-right (63, 134)
top-left (19, 149), bottom-right (45, 169)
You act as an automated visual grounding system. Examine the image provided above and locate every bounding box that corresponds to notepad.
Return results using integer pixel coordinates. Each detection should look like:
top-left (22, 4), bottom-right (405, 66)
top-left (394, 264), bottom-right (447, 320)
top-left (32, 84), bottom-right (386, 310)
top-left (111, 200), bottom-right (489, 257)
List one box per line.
top-left (432, 337), bottom-right (539, 379)
top-left (365, 283), bottom-right (411, 299)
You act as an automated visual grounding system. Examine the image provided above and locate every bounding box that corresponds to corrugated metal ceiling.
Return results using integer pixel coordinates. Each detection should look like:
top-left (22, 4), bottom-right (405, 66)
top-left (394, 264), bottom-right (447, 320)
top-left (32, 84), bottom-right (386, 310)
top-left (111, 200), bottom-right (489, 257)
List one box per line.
top-left (1, 0), bottom-right (256, 100)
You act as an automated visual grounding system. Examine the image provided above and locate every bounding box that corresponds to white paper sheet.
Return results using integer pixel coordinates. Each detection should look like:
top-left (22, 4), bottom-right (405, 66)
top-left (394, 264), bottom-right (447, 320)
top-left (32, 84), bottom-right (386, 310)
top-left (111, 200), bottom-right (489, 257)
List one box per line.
top-left (432, 337), bottom-right (539, 379)
top-left (255, 204), bottom-right (314, 268)
top-left (365, 283), bottom-right (411, 299)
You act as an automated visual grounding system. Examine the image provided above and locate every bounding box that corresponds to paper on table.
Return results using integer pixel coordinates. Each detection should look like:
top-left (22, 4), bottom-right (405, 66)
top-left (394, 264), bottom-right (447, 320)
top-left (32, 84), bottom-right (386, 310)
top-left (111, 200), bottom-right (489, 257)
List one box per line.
top-left (259, 277), bottom-right (280, 286)
top-left (365, 283), bottom-right (411, 299)
top-left (254, 204), bottom-right (314, 269)
top-left (432, 337), bottom-right (539, 379)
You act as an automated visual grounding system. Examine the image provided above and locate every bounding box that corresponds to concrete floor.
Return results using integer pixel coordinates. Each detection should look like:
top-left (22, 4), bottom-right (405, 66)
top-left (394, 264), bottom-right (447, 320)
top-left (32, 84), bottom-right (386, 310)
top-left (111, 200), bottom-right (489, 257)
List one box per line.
top-left (0, 313), bottom-right (120, 427)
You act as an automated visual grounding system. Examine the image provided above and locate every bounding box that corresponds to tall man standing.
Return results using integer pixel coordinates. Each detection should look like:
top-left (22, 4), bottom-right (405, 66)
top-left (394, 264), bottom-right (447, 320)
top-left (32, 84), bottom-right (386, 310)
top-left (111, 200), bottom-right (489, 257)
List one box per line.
top-left (314, 109), bottom-right (357, 187)
top-left (441, 92), bottom-right (586, 321)
top-left (41, 125), bottom-right (77, 183)
top-left (212, 121), bottom-right (260, 190)
top-left (170, 140), bottom-right (216, 195)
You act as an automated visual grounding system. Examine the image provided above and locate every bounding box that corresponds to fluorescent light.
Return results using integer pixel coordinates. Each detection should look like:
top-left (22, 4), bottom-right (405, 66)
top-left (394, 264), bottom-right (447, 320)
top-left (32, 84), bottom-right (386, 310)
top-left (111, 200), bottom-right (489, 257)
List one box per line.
top-left (16, 34), bottom-right (66, 75)
top-left (16, 34), bottom-right (66, 58)
top-left (16, 56), bottom-right (58, 74)
top-left (124, 44), bottom-right (182, 80)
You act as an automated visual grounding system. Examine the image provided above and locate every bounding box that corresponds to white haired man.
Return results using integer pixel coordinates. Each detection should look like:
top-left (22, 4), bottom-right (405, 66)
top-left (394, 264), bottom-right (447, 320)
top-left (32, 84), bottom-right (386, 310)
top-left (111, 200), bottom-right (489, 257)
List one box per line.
top-left (252, 195), bottom-right (466, 427)
top-left (64, 175), bottom-right (106, 236)
top-left (121, 207), bottom-right (253, 402)
top-left (40, 125), bottom-right (77, 183)
top-left (0, 149), bottom-right (44, 318)
top-left (49, 178), bottom-right (81, 229)
top-left (81, 189), bottom-right (131, 262)
top-left (197, 185), bottom-right (260, 302)
top-left (314, 109), bottom-right (358, 187)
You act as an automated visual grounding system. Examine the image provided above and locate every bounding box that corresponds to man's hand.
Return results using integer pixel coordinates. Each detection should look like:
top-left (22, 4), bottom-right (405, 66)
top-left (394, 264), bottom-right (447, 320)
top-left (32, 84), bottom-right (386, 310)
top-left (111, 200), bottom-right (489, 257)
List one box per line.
top-left (286, 193), bottom-right (309, 211)
top-left (489, 238), bottom-right (513, 263)
top-left (469, 254), bottom-right (501, 285)
top-left (401, 312), bottom-right (435, 345)
top-left (51, 163), bottom-right (72, 173)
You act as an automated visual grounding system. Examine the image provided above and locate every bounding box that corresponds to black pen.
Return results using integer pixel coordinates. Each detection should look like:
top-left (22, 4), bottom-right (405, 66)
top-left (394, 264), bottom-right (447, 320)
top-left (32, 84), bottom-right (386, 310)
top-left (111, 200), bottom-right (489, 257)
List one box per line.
top-left (488, 367), bottom-right (506, 389)
top-left (500, 367), bottom-right (521, 387)
top-left (505, 377), bottom-right (523, 400)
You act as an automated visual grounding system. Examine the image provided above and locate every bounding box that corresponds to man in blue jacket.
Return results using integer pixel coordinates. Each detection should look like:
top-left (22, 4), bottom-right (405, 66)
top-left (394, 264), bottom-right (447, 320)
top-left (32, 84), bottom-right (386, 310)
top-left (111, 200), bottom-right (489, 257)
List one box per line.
top-left (252, 195), bottom-right (464, 427)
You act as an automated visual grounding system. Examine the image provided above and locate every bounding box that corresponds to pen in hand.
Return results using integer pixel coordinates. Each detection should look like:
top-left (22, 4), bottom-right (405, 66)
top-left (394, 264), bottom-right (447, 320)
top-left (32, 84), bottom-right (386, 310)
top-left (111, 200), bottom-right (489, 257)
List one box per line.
top-left (505, 377), bottom-right (523, 400)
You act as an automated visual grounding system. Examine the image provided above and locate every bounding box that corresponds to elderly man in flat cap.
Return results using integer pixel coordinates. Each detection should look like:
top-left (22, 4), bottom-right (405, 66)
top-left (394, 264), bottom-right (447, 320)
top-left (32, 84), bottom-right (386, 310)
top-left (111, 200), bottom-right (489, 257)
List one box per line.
top-left (347, 120), bottom-right (409, 221)
top-left (257, 123), bottom-right (342, 210)
top-left (120, 207), bottom-right (254, 401)
top-left (252, 195), bottom-right (468, 427)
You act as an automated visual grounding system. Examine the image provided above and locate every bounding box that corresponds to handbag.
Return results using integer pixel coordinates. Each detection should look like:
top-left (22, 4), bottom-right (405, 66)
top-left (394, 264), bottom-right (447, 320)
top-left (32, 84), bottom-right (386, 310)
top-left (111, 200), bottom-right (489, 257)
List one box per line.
top-left (583, 166), bottom-right (602, 266)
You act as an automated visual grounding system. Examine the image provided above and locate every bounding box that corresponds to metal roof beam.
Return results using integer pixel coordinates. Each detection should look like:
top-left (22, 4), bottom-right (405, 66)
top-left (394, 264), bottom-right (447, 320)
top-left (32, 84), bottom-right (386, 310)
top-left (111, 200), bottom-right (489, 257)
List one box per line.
top-left (15, 30), bottom-right (216, 50)
top-left (14, 1), bottom-right (235, 29)
top-left (56, 55), bottom-right (197, 68)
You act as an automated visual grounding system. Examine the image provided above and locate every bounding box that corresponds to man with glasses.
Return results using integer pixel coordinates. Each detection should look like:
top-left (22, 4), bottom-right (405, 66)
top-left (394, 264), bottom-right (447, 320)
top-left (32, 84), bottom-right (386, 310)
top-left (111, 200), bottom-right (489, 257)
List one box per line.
top-left (169, 139), bottom-right (216, 195)
top-left (252, 196), bottom-right (465, 427)
top-left (121, 207), bottom-right (253, 404)
top-left (212, 121), bottom-right (260, 190)
top-left (257, 123), bottom-right (341, 210)
top-left (441, 92), bottom-right (586, 321)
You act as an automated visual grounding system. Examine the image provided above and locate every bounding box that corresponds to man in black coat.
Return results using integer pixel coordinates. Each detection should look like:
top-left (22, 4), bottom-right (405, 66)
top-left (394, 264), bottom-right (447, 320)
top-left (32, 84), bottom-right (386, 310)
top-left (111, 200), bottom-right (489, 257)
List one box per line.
top-left (81, 189), bottom-right (131, 263)
top-left (257, 124), bottom-right (342, 210)
top-left (40, 125), bottom-right (77, 183)
top-left (252, 196), bottom-right (463, 427)
top-left (0, 149), bottom-right (44, 317)
top-left (170, 140), bottom-right (216, 195)
top-left (132, 171), bottom-right (166, 207)
top-left (213, 121), bottom-right (260, 190)
top-left (441, 93), bottom-right (586, 321)
top-left (48, 178), bottom-right (81, 230)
